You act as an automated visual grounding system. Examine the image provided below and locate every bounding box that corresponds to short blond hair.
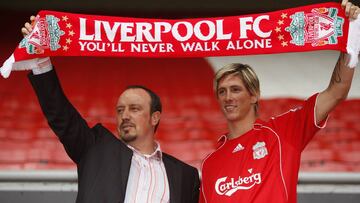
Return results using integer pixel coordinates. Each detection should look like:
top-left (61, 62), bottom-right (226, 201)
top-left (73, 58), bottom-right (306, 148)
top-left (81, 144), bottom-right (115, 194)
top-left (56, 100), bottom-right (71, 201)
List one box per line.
top-left (214, 63), bottom-right (260, 114)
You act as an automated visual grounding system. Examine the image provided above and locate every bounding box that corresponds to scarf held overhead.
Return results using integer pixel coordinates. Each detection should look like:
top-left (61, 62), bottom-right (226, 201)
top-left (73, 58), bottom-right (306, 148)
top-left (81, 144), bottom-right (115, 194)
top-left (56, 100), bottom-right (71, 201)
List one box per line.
top-left (1, 2), bottom-right (360, 78)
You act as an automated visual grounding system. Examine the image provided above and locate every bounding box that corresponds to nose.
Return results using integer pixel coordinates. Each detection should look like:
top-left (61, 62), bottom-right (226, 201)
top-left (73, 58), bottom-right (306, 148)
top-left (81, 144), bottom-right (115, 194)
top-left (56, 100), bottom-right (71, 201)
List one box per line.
top-left (225, 91), bottom-right (232, 102)
top-left (121, 108), bottom-right (130, 120)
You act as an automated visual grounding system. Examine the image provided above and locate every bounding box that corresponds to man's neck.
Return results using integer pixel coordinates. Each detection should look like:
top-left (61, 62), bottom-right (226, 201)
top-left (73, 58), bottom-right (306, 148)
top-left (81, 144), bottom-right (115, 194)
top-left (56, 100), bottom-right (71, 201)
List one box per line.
top-left (128, 139), bottom-right (157, 155)
top-left (227, 114), bottom-right (257, 140)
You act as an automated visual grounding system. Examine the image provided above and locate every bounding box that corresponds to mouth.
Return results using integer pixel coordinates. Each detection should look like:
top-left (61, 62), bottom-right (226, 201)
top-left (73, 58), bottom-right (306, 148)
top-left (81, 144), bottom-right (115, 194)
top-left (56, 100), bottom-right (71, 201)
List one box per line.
top-left (224, 105), bottom-right (237, 112)
top-left (121, 123), bottom-right (135, 131)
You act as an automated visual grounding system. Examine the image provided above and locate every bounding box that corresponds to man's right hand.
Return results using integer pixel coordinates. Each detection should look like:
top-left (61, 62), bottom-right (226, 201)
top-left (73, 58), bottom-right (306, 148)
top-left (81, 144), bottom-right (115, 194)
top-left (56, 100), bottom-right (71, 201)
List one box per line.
top-left (21, 16), bottom-right (36, 36)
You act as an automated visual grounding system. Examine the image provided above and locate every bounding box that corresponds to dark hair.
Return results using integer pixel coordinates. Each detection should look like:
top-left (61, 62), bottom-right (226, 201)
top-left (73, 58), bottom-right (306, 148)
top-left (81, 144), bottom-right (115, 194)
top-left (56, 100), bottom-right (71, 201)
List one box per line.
top-left (125, 85), bottom-right (162, 132)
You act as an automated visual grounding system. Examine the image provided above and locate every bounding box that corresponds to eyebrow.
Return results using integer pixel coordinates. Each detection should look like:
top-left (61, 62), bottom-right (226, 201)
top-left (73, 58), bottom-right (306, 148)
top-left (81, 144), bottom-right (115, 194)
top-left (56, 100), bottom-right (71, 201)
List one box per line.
top-left (116, 104), bottom-right (142, 108)
top-left (218, 84), bottom-right (242, 89)
top-left (230, 85), bottom-right (242, 88)
top-left (129, 104), bottom-right (142, 108)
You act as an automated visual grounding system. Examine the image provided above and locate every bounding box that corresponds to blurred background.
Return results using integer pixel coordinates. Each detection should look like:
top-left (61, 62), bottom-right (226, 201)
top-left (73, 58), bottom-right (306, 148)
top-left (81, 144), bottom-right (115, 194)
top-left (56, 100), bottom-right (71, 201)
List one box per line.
top-left (0, 0), bottom-right (360, 202)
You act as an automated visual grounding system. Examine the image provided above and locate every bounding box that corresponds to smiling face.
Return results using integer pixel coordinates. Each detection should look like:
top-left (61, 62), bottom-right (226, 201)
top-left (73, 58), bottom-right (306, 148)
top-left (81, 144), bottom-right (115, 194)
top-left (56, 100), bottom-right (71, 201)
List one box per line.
top-left (217, 73), bottom-right (258, 122)
top-left (116, 88), bottom-right (157, 143)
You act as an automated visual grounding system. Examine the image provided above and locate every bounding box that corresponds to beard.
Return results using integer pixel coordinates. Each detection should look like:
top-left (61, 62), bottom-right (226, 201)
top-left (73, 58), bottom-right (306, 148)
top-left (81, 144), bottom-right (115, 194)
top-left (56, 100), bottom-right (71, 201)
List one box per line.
top-left (118, 124), bottom-right (137, 142)
top-left (120, 132), bottom-right (137, 142)
top-left (118, 122), bottom-right (138, 143)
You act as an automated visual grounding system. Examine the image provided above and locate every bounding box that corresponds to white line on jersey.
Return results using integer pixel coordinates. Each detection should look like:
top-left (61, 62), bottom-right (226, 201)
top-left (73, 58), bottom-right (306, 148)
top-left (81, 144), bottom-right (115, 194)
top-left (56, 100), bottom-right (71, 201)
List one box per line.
top-left (232, 143), bottom-right (245, 153)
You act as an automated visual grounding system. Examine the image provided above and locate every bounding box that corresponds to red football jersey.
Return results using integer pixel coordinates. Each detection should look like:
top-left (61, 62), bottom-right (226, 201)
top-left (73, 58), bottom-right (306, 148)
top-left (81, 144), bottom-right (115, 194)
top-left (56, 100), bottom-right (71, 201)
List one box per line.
top-left (200, 93), bottom-right (327, 203)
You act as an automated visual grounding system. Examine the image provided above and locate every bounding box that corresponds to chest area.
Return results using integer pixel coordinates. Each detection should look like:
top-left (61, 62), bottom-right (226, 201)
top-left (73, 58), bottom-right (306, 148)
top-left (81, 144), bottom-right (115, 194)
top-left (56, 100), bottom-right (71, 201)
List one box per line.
top-left (203, 128), bottom-right (283, 186)
top-left (216, 129), bottom-right (279, 163)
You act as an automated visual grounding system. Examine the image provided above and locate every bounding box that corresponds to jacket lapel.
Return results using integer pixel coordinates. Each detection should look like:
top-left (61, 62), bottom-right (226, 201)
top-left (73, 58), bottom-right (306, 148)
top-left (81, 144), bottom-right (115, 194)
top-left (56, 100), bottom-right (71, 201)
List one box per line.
top-left (118, 145), bottom-right (132, 202)
top-left (98, 124), bottom-right (133, 202)
top-left (163, 154), bottom-right (182, 203)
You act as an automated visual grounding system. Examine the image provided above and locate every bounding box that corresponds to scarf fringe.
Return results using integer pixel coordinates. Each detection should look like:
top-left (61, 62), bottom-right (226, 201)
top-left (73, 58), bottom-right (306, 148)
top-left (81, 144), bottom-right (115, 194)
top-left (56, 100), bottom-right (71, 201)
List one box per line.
top-left (347, 17), bottom-right (360, 68)
top-left (0, 54), bottom-right (15, 78)
top-left (0, 55), bottom-right (49, 78)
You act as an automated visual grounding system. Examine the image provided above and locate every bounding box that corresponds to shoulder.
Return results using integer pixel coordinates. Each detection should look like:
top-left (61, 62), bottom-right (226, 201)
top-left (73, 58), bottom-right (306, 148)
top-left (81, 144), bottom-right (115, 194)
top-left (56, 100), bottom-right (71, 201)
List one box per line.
top-left (90, 123), bottom-right (116, 139)
top-left (90, 123), bottom-right (130, 150)
top-left (269, 93), bottom-right (319, 121)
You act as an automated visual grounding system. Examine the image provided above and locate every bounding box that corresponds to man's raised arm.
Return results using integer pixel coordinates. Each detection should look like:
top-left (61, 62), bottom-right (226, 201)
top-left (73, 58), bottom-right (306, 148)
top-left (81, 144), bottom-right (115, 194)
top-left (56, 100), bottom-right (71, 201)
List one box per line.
top-left (316, 0), bottom-right (359, 124)
top-left (23, 17), bottom-right (96, 164)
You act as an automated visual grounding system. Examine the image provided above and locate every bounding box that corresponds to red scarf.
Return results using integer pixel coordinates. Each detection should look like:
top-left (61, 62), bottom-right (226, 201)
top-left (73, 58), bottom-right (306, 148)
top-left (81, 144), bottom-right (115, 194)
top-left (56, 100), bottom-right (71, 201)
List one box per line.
top-left (1, 2), bottom-right (359, 78)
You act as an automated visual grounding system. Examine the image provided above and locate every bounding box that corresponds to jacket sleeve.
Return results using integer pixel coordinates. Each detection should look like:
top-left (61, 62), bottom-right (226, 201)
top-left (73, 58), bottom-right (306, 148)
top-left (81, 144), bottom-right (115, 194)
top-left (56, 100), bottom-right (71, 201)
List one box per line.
top-left (28, 69), bottom-right (96, 164)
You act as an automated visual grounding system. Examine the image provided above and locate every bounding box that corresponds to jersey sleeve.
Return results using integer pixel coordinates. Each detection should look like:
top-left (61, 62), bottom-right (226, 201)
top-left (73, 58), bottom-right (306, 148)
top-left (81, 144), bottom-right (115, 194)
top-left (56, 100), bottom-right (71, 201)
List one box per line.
top-left (270, 93), bottom-right (328, 152)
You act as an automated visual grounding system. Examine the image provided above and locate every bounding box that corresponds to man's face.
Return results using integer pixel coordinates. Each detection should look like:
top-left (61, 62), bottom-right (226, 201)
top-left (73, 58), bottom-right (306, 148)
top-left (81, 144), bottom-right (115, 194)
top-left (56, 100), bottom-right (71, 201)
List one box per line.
top-left (116, 88), bottom-right (155, 143)
top-left (217, 74), bottom-right (257, 122)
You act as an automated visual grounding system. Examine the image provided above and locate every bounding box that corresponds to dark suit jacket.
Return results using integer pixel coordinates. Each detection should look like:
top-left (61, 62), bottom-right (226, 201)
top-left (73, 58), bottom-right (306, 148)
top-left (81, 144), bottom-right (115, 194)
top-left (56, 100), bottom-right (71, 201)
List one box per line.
top-left (29, 69), bottom-right (200, 203)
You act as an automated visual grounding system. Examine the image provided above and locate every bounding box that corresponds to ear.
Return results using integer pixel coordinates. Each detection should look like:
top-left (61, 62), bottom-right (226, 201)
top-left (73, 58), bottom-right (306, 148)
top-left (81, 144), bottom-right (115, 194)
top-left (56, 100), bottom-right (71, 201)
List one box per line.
top-left (250, 94), bottom-right (259, 104)
top-left (151, 111), bottom-right (161, 126)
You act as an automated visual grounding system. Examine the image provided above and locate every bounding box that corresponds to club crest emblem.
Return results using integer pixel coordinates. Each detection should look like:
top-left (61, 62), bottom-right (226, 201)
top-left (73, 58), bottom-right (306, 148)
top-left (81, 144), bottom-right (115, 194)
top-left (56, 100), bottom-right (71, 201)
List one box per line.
top-left (252, 142), bottom-right (268, 160)
top-left (19, 15), bottom-right (65, 54)
top-left (285, 7), bottom-right (344, 47)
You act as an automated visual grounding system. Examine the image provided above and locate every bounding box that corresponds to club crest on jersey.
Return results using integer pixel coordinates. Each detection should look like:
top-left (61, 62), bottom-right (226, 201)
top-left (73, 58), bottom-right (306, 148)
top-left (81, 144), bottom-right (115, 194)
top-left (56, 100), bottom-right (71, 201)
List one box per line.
top-left (252, 142), bottom-right (268, 160)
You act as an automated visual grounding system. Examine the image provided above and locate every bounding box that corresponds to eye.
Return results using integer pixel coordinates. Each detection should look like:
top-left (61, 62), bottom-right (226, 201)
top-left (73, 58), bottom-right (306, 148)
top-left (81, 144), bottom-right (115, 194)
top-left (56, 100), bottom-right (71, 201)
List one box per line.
top-left (231, 86), bottom-right (242, 93)
top-left (218, 88), bottom-right (226, 96)
top-left (130, 106), bottom-right (140, 112)
top-left (117, 108), bottom-right (124, 114)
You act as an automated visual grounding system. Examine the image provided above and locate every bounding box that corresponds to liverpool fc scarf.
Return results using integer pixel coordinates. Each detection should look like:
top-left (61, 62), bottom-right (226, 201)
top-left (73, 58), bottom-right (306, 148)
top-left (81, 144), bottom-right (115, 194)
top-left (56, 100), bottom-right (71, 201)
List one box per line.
top-left (1, 2), bottom-right (360, 78)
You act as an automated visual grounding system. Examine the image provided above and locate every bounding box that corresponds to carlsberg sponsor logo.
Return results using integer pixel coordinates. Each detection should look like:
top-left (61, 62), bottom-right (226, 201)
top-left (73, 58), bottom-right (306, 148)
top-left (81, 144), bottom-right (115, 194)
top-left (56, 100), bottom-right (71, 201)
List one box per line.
top-left (215, 173), bottom-right (262, 196)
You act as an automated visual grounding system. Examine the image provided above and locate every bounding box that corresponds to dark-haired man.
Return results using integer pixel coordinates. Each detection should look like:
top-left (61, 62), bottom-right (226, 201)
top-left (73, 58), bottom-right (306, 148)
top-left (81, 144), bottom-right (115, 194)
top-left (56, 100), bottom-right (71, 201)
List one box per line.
top-left (22, 20), bottom-right (200, 203)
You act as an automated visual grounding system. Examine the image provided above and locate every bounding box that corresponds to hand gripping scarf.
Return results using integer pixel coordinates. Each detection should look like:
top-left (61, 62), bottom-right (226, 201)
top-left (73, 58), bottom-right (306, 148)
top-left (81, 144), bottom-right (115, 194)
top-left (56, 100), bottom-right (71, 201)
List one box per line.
top-left (1, 2), bottom-right (359, 78)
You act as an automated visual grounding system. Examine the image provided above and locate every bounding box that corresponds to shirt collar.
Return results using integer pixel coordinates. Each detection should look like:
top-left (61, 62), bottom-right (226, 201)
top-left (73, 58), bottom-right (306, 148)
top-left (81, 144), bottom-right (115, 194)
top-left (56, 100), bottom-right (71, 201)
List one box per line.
top-left (127, 141), bottom-right (163, 160)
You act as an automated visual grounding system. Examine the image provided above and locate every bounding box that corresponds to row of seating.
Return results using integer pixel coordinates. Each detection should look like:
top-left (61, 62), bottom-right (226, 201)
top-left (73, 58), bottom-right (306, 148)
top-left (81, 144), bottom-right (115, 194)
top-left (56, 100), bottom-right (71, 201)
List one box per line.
top-left (0, 56), bottom-right (359, 171)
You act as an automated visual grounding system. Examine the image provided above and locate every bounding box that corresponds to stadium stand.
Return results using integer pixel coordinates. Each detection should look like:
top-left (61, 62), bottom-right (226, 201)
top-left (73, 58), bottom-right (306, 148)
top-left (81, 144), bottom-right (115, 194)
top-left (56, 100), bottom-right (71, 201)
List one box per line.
top-left (0, 55), bottom-right (359, 172)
